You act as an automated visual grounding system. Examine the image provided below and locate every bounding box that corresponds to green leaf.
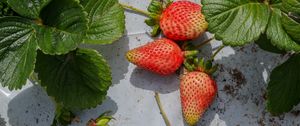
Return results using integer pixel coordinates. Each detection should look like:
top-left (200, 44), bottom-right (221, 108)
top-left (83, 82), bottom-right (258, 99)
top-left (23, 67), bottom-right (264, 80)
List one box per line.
top-left (34, 26), bottom-right (84, 55)
top-left (0, 1), bottom-right (18, 17)
top-left (267, 54), bottom-right (300, 115)
top-left (0, 17), bottom-right (37, 90)
top-left (266, 8), bottom-right (300, 52)
top-left (201, 0), bottom-right (270, 46)
top-left (270, 0), bottom-right (282, 4)
top-left (270, 0), bottom-right (282, 8)
top-left (282, 12), bottom-right (300, 43)
top-left (283, 0), bottom-right (300, 15)
top-left (36, 0), bottom-right (88, 55)
top-left (8, 0), bottom-right (50, 19)
top-left (255, 34), bottom-right (285, 54)
top-left (35, 48), bottom-right (112, 109)
top-left (80, 0), bottom-right (125, 44)
top-left (288, 12), bottom-right (300, 23)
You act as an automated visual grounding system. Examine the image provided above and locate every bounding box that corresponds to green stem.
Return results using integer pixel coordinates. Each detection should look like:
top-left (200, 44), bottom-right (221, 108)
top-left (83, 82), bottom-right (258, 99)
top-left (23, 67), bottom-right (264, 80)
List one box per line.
top-left (184, 60), bottom-right (195, 72)
top-left (29, 72), bottom-right (40, 84)
top-left (120, 3), bottom-right (151, 17)
top-left (164, 0), bottom-right (172, 5)
top-left (211, 45), bottom-right (225, 61)
top-left (34, 18), bottom-right (43, 26)
top-left (264, 0), bottom-right (270, 5)
top-left (184, 50), bottom-right (199, 57)
top-left (155, 92), bottom-right (171, 126)
top-left (195, 37), bottom-right (215, 49)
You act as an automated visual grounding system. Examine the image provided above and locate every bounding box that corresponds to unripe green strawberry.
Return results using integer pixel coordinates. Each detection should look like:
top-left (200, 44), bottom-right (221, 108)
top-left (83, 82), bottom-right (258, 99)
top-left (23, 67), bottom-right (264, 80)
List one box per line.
top-left (159, 1), bottom-right (208, 41)
top-left (87, 111), bottom-right (114, 126)
top-left (180, 71), bottom-right (217, 126)
top-left (126, 38), bottom-right (184, 75)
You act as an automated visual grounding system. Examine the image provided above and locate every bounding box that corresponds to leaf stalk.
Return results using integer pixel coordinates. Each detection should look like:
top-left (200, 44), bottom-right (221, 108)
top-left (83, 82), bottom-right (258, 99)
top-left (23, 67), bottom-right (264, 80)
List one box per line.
top-left (264, 0), bottom-right (270, 5)
top-left (195, 37), bottom-right (215, 49)
top-left (120, 3), bottom-right (151, 17)
top-left (211, 45), bottom-right (225, 61)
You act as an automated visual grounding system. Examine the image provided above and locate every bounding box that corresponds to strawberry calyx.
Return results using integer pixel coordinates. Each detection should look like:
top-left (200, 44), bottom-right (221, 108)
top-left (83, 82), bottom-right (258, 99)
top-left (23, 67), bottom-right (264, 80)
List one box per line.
top-left (145, 0), bottom-right (164, 36)
top-left (184, 58), bottom-right (218, 75)
top-left (183, 50), bottom-right (200, 73)
top-left (147, 0), bottom-right (164, 14)
top-left (145, 0), bottom-right (173, 36)
top-left (181, 41), bottom-right (200, 59)
top-left (121, 0), bottom-right (173, 36)
top-left (183, 50), bottom-right (199, 59)
top-left (181, 42), bottom-right (197, 50)
top-left (183, 59), bottom-right (195, 72)
top-left (196, 58), bottom-right (218, 75)
top-left (87, 111), bottom-right (115, 126)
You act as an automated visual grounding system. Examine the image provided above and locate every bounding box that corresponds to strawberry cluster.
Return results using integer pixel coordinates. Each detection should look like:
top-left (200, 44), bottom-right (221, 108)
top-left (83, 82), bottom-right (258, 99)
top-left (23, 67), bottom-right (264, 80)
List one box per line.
top-left (124, 1), bottom-right (218, 125)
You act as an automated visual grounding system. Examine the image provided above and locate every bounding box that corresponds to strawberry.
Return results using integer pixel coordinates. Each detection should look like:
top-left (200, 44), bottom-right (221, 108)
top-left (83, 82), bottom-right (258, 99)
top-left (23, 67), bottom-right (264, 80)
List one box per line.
top-left (87, 111), bottom-right (114, 126)
top-left (126, 38), bottom-right (184, 75)
top-left (122, 0), bottom-right (208, 39)
top-left (126, 38), bottom-right (198, 75)
top-left (159, 1), bottom-right (208, 40)
top-left (180, 59), bottom-right (217, 126)
top-left (143, 0), bottom-right (208, 40)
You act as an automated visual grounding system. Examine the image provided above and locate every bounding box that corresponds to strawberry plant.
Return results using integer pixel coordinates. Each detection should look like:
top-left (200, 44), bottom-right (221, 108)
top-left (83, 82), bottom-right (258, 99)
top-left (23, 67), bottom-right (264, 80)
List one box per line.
top-left (1, 0), bottom-right (299, 125)
top-left (201, 0), bottom-right (300, 115)
top-left (0, 0), bottom-right (125, 125)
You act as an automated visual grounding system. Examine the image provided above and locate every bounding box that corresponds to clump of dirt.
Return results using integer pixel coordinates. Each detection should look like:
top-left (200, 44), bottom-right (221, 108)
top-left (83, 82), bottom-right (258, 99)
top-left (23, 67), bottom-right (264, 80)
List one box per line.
top-left (268, 118), bottom-right (281, 126)
top-left (253, 98), bottom-right (260, 106)
top-left (223, 68), bottom-right (247, 97)
top-left (262, 91), bottom-right (267, 101)
top-left (291, 110), bottom-right (300, 116)
top-left (0, 115), bottom-right (6, 126)
top-left (251, 46), bottom-right (258, 53)
top-left (229, 68), bottom-right (246, 88)
top-left (223, 85), bottom-right (235, 95)
top-left (257, 118), bottom-right (265, 126)
top-left (219, 64), bottom-right (225, 72)
top-left (135, 37), bottom-right (141, 42)
top-left (238, 46), bottom-right (245, 52)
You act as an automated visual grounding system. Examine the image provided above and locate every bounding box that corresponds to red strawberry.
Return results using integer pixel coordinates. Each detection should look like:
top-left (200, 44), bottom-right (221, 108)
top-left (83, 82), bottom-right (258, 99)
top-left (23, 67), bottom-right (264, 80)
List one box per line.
top-left (180, 59), bottom-right (217, 126)
top-left (126, 38), bottom-right (184, 75)
top-left (159, 1), bottom-right (208, 40)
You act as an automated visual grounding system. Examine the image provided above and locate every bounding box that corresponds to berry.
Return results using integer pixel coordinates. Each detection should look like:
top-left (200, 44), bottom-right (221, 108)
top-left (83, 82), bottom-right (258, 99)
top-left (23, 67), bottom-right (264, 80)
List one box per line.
top-left (126, 38), bottom-right (184, 75)
top-left (180, 71), bottom-right (217, 126)
top-left (159, 1), bottom-right (208, 40)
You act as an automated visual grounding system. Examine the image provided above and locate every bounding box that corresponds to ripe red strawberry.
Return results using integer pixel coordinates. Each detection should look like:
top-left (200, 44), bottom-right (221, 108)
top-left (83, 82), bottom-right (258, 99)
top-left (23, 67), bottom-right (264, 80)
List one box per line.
top-left (126, 38), bottom-right (184, 75)
top-left (159, 1), bottom-right (208, 40)
top-left (180, 72), bottom-right (217, 125)
top-left (180, 60), bottom-right (217, 126)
